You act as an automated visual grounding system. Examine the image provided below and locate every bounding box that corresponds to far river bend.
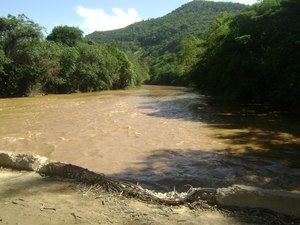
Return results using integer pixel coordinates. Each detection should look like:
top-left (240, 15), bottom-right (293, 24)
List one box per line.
top-left (0, 85), bottom-right (299, 192)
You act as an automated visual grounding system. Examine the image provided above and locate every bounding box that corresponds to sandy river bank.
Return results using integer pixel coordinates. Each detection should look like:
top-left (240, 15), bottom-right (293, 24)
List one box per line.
top-left (1, 168), bottom-right (299, 225)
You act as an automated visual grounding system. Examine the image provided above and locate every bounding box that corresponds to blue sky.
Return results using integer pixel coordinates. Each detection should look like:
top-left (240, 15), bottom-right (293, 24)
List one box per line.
top-left (0, 0), bottom-right (257, 34)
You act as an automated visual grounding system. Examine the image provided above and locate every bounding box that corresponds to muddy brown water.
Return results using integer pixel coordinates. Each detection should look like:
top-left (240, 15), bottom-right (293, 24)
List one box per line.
top-left (0, 85), bottom-right (299, 192)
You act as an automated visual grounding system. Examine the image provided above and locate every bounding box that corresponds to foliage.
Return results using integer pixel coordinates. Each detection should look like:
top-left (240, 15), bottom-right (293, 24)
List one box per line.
top-left (149, 35), bottom-right (204, 85)
top-left (191, 0), bottom-right (300, 109)
top-left (0, 15), bottom-right (42, 96)
top-left (0, 16), bottom-right (146, 97)
top-left (87, 0), bottom-right (245, 85)
top-left (1, 0), bottom-right (298, 111)
top-left (0, 14), bottom-right (42, 56)
top-left (46, 25), bottom-right (83, 46)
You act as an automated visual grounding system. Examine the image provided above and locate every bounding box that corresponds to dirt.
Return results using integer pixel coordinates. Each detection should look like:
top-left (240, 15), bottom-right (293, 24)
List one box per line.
top-left (1, 168), bottom-right (294, 225)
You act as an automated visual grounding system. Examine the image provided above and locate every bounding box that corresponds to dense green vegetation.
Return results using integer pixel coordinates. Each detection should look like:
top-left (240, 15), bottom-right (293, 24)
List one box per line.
top-left (87, 0), bottom-right (245, 85)
top-left (191, 0), bottom-right (300, 109)
top-left (88, 0), bottom-right (299, 110)
top-left (1, 0), bottom-right (298, 110)
top-left (0, 15), bottom-right (147, 97)
top-left (46, 26), bottom-right (83, 47)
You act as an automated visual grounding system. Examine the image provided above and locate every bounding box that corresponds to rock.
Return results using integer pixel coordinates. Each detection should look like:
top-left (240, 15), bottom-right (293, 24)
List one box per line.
top-left (216, 185), bottom-right (300, 217)
top-left (0, 151), bottom-right (49, 171)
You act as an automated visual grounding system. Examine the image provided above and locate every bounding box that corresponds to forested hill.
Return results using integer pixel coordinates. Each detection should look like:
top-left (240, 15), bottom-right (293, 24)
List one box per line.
top-left (87, 1), bottom-right (245, 46)
top-left (86, 1), bottom-right (246, 85)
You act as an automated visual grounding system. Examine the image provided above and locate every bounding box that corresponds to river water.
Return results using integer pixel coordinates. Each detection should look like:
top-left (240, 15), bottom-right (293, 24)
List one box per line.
top-left (0, 85), bottom-right (299, 192)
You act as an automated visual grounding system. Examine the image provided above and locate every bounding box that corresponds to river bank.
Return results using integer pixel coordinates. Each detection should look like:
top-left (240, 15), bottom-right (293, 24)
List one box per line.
top-left (1, 167), bottom-right (299, 225)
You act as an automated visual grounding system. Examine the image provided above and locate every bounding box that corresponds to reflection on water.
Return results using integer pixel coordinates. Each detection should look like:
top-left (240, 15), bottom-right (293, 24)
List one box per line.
top-left (0, 85), bottom-right (299, 192)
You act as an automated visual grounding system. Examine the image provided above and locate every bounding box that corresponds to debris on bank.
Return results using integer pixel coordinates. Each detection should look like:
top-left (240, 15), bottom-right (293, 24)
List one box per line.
top-left (0, 151), bottom-right (299, 218)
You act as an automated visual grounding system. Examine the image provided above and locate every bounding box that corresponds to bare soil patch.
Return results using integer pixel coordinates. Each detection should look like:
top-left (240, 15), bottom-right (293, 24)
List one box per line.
top-left (0, 168), bottom-right (298, 225)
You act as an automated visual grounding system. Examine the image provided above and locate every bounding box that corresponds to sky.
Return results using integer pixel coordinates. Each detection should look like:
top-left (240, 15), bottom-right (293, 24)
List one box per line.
top-left (0, 0), bottom-right (257, 35)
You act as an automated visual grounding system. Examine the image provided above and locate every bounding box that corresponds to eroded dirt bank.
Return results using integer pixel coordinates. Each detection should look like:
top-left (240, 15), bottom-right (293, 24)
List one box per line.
top-left (1, 168), bottom-right (298, 225)
top-left (1, 151), bottom-right (299, 220)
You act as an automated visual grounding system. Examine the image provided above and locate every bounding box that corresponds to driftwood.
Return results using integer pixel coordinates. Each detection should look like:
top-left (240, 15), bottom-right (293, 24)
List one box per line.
top-left (38, 162), bottom-right (218, 205)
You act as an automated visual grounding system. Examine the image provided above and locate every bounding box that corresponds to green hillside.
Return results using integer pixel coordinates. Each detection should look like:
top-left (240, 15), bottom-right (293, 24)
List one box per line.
top-left (86, 0), bottom-right (246, 85)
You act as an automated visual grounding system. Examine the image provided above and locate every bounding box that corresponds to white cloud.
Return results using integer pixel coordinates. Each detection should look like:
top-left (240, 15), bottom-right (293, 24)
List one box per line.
top-left (76, 6), bottom-right (141, 34)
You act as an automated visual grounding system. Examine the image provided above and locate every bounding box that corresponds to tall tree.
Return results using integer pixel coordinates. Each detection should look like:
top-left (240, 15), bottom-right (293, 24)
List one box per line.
top-left (191, 0), bottom-right (300, 109)
top-left (47, 26), bottom-right (83, 47)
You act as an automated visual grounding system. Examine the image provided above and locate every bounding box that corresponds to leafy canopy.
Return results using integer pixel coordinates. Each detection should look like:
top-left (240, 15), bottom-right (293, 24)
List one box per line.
top-left (0, 16), bottom-right (147, 97)
top-left (47, 25), bottom-right (83, 47)
top-left (191, 0), bottom-right (300, 109)
top-left (87, 0), bottom-right (246, 85)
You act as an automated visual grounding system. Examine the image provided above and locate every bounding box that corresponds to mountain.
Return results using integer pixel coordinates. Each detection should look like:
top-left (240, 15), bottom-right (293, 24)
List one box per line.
top-left (86, 0), bottom-right (246, 85)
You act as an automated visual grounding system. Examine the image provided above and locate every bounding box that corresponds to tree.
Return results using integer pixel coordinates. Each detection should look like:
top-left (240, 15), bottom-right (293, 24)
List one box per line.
top-left (0, 15), bottom-right (42, 97)
top-left (47, 26), bottom-right (83, 47)
top-left (191, 0), bottom-right (300, 110)
top-left (87, 1), bottom-right (246, 85)
top-left (0, 15), bottom-right (145, 97)
top-left (0, 14), bottom-right (42, 56)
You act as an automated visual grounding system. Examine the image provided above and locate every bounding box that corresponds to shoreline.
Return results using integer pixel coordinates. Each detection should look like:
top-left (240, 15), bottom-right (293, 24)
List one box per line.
top-left (1, 151), bottom-right (299, 219)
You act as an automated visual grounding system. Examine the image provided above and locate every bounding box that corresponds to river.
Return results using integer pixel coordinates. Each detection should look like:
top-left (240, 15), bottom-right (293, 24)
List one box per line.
top-left (0, 85), bottom-right (299, 192)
